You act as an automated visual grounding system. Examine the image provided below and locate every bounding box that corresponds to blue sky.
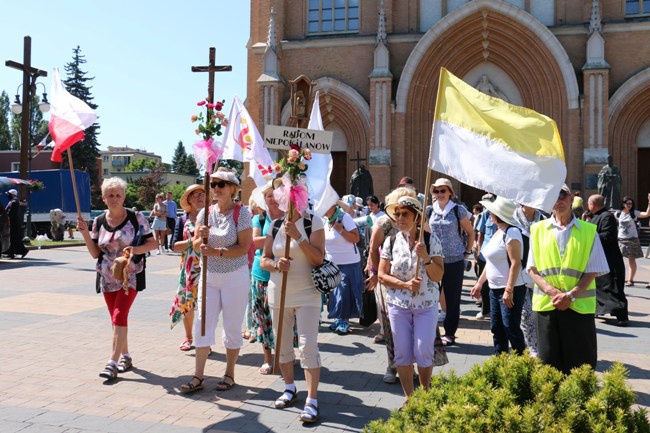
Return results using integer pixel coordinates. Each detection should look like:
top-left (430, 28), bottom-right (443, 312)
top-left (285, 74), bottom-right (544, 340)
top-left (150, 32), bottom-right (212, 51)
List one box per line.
top-left (0, 2), bottom-right (250, 164)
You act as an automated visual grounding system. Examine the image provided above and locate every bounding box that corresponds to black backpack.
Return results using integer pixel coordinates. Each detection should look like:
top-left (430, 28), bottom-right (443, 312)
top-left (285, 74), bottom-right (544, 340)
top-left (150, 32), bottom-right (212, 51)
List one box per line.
top-left (94, 209), bottom-right (147, 293)
top-left (503, 226), bottom-right (529, 270)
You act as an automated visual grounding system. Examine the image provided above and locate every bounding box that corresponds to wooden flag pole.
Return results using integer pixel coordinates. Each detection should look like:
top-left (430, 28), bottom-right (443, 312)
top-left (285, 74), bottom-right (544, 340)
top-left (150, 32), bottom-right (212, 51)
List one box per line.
top-left (200, 171), bottom-right (210, 336)
top-left (66, 151), bottom-right (83, 218)
top-left (273, 201), bottom-right (293, 375)
top-left (415, 168), bottom-right (433, 276)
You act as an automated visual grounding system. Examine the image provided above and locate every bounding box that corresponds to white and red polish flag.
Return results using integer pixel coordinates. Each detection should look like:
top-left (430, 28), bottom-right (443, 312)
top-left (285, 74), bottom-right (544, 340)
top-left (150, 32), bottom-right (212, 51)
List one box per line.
top-left (48, 68), bottom-right (97, 162)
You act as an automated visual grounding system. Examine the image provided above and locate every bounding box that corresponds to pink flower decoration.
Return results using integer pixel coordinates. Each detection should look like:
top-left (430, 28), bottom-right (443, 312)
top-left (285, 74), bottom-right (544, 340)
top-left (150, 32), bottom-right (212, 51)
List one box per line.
top-left (273, 163), bottom-right (282, 173)
top-left (298, 162), bottom-right (306, 170)
top-left (222, 118), bottom-right (229, 127)
top-left (290, 184), bottom-right (309, 214)
top-left (191, 114), bottom-right (198, 122)
top-left (194, 129), bottom-right (200, 135)
top-left (197, 100), bottom-right (206, 106)
top-left (303, 149), bottom-right (312, 160)
top-left (288, 149), bottom-right (300, 160)
top-left (207, 103), bottom-right (215, 109)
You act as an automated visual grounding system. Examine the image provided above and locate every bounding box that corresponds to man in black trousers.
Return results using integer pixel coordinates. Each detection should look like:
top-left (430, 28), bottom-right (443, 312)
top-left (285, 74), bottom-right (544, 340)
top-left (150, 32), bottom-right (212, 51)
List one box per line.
top-left (588, 194), bottom-right (629, 326)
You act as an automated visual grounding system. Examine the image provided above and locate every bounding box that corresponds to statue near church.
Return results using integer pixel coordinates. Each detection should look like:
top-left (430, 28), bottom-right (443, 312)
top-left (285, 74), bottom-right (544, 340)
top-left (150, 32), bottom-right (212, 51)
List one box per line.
top-left (597, 155), bottom-right (622, 209)
top-left (350, 164), bottom-right (374, 199)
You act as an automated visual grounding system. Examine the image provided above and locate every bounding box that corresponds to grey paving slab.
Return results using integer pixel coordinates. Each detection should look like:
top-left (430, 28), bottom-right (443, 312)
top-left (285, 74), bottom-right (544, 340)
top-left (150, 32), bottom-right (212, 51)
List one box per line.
top-left (1, 247), bottom-right (649, 432)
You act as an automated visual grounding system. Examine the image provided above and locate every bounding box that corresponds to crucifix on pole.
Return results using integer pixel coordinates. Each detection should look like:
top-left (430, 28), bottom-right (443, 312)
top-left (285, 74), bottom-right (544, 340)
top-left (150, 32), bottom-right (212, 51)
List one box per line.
top-left (191, 47), bottom-right (231, 337)
top-left (191, 47), bottom-right (232, 105)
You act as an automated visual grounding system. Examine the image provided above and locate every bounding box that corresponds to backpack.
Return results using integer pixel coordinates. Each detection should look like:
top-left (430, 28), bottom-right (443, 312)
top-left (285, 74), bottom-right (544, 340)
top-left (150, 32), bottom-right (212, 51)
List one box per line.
top-left (426, 204), bottom-right (465, 251)
top-left (502, 225), bottom-right (529, 271)
top-left (95, 209), bottom-right (147, 293)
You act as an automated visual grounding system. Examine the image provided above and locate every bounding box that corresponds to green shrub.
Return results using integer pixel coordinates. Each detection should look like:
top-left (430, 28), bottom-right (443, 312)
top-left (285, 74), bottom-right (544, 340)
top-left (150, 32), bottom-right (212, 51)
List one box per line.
top-left (364, 354), bottom-right (649, 433)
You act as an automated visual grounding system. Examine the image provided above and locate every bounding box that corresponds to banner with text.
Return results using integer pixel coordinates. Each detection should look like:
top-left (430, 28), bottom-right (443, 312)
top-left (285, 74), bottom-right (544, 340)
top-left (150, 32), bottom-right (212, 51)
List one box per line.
top-left (264, 125), bottom-right (333, 154)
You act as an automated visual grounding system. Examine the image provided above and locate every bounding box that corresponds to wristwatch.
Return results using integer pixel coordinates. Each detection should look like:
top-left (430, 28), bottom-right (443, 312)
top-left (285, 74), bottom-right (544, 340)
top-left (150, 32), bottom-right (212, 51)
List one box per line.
top-left (423, 258), bottom-right (433, 266)
top-left (567, 291), bottom-right (576, 302)
top-left (464, 251), bottom-right (472, 256)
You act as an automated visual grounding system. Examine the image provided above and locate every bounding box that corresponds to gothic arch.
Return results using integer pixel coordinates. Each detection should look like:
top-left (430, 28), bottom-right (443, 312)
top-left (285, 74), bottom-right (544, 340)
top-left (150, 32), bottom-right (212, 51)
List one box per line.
top-left (393, 0), bottom-right (579, 189)
top-left (281, 77), bottom-right (371, 186)
top-left (609, 68), bottom-right (650, 199)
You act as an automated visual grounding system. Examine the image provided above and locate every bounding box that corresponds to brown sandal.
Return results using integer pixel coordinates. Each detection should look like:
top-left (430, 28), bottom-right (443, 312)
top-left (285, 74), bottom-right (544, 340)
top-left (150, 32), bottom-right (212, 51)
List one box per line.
top-left (180, 376), bottom-right (204, 394)
top-left (215, 374), bottom-right (236, 391)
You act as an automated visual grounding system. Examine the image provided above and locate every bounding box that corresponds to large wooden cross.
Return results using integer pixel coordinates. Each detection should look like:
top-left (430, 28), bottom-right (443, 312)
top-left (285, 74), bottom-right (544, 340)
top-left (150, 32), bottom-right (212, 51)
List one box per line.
top-left (191, 47), bottom-right (232, 104)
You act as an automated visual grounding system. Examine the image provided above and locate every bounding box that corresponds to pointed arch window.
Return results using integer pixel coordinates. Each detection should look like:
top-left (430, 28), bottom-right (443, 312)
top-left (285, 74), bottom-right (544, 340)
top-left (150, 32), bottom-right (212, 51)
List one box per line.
top-left (308, 0), bottom-right (359, 34)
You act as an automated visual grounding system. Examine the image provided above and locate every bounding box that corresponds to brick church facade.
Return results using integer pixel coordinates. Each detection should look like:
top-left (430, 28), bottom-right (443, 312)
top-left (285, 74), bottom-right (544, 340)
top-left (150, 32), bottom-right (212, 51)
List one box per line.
top-left (246, 0), bottom-right (650, 206)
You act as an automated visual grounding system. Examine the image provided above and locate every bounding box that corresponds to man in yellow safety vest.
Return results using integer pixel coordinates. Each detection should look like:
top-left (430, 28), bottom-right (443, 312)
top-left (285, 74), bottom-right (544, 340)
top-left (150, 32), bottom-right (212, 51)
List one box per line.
top-left (527, 184), bottom-right (609, 374)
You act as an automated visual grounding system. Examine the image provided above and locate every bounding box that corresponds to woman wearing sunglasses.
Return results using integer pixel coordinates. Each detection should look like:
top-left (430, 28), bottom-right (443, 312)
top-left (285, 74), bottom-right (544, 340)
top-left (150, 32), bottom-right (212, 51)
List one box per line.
top-left (378, 196), bottom-right (444, 403)
top-left (180, 167), bottom-right (252, 394)
top-left (615, 194), bottom-right (650, 287)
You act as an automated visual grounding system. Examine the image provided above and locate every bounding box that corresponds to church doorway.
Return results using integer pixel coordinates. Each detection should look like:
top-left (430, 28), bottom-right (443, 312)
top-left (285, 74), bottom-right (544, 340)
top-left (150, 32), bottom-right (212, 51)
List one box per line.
top-left (331, 151), bottom-right (348, 196)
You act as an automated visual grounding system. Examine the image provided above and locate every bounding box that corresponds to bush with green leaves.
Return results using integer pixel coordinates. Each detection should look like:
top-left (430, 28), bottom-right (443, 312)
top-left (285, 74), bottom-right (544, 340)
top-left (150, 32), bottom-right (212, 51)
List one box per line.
top-left (365, 353), bottom-right (649, 433)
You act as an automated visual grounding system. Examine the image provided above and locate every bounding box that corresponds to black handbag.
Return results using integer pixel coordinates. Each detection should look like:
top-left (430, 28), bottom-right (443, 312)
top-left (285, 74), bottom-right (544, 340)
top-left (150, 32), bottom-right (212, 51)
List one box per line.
top-left (359, 288), bottom-right (377, 327)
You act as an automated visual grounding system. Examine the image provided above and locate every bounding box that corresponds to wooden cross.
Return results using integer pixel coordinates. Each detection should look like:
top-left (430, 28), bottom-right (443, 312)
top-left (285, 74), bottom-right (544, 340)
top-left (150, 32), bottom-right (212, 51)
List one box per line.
top-left (350, 151), bottom-right (366, 172)
top-left (191, 47), bottom-right (232, 104)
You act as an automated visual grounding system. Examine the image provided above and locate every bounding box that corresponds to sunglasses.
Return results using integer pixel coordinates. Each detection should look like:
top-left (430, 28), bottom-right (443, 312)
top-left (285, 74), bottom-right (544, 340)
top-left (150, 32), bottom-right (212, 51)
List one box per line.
top-left (624, 201), bottom-right (633, 205)
top-left (210, 180), bottom-right (229, 189)
top-left (558, 190), bottom-right (570, 200)
top-left (433, 189), bottom-right (448, 194)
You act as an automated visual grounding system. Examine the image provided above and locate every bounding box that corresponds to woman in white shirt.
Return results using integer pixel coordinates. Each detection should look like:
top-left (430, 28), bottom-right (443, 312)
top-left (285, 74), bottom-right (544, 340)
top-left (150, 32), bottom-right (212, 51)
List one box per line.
top-left (470, 197), bottom-right (527, 354)
top-left (322, 201), bottom-right (363, 335)
top-left (616, 194), bottom-right (650, 286)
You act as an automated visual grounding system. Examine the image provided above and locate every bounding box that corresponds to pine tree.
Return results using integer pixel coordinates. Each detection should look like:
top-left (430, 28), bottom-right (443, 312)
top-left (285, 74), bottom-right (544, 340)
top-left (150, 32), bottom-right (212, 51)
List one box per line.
top-left (181, 154), bottom-right (199, 177)
top-left (0, 91), bottom-right (12, 150)
top-left (171, 141), bottom-right (186, 173)
top-left (61, 46), bottom-right (100, 200)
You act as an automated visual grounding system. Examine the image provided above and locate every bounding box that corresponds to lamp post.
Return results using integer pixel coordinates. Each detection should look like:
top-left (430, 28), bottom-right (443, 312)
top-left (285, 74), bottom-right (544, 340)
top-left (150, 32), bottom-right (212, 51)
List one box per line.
top-left (5, 36), bottom-right (48, 239)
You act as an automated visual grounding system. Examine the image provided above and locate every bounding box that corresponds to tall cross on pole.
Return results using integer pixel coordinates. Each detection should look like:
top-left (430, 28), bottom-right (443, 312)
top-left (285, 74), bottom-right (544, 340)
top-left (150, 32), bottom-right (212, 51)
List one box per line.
top-left (191, 47), bottom-right (231, 338)
top-left (191, 47), bottom-right (232, 105)
top-left (349, 151), bottom-right (366, 172)
top-left (5, 36), bottom-right (48, 198)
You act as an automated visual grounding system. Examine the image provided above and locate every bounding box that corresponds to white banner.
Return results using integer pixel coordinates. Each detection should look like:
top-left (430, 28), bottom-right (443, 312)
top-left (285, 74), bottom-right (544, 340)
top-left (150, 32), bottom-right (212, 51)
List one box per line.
top-left (264, 125), bottom-right (333, 154)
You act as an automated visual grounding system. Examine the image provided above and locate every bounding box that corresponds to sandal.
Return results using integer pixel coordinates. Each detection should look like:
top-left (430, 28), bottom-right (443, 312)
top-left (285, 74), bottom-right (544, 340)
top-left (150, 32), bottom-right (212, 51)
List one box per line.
top-left (242, 329), bottom-right (251, 339)
top-left (179, 338), bottom-right (193, 351)
top-left (382, 368), bottom-right (397, 384)
top-left (274, 388), bottom-right (298, 409)
top-left (626, 281), bottom-right (634, 287)
top-left (117, 355), bottom-right (133, 373)
top-left (180, 376), bottom-right (204, 394)
top-left (300, 402), bottom-right (320, 423)
top-left (215, 374), bottom-right (236, 391)
top-left (259, 363), bottom-right (273, 375)
top-left (441, 335), bottom-right (456, 346)
top-left (99, 363), bottom-right (118, 381)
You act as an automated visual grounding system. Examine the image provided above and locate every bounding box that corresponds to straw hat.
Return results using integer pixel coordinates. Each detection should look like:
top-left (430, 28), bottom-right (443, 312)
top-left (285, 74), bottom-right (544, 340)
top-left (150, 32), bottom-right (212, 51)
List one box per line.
top-left (251, 181), bottom-right (274, 212)
top-left (479, 196), bottom-right (519, 227)
top-left (385, 196), bottom-right (423, 221)
top-left (210, 167), bottom-right (240, 185)
top-left (180, 184), bottom-right (212, 212)
top-left (431, 178), bottom-right (454, 196)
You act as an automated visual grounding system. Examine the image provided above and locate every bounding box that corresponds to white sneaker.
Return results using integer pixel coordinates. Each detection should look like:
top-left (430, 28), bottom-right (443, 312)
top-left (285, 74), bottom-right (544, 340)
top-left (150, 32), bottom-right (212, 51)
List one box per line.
top-left (476, 312), bottom-right (485, 320)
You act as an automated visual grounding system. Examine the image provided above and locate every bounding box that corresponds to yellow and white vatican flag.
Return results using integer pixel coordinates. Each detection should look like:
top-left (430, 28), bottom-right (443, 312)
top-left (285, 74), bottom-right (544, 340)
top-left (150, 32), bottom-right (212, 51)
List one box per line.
top-left (428, 68), bottom-right (566, 212)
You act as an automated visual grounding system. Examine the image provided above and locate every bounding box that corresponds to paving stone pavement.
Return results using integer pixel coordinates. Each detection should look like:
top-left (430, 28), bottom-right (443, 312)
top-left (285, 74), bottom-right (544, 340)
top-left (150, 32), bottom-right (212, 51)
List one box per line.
top-left (1, 247), bottom-right (649, 432)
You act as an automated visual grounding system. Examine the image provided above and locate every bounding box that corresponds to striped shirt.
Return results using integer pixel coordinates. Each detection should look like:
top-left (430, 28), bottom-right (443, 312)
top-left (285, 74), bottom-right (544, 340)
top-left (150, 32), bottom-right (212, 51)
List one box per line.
top-left (526, 215), bottom-right (609, 277)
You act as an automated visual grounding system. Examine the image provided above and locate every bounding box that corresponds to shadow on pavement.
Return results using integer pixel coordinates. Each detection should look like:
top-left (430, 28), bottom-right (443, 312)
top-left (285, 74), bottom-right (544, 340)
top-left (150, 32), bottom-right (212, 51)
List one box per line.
top-left (596, 359), bottom-right (650, 381)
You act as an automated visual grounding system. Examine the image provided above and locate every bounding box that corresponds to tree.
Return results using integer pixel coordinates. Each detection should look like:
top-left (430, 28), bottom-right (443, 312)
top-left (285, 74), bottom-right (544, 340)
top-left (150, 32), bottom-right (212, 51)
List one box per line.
top-left (0, 91), bottom-right (11, 150)
top-left (132, 165), bottom-right (166, 210)
top-left (61, 46), bottom-right (100, 198)
top-left (171, 141), bottom-right (186, 173)
top-left (181, 154), bottom-right (199, 177)
top-left (126, 158), bottom-right (159, 172)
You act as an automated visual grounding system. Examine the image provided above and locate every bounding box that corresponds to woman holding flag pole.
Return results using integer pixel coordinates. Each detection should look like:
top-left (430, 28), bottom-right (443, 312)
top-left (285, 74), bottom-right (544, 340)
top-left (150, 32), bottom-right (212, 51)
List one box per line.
top-left (261, 148), bottom-right (326, 424)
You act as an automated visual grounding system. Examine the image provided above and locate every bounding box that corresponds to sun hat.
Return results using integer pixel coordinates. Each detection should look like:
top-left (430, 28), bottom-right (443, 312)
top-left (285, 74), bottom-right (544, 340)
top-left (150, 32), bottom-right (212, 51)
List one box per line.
top-left (431, 178), bottom-right (454, 196)
top-left (385, 196), bottom-right (423, 221)
top-left (479, 196), bottom-right (519, 227)
top-left (180, 184), bottom-right (212, 212)
top-left (7, 189), bottom-right (17, 196)
top-left (250, 181), bottom-right (274, 212)
top-left (209, 167), bottom-right (240, 185)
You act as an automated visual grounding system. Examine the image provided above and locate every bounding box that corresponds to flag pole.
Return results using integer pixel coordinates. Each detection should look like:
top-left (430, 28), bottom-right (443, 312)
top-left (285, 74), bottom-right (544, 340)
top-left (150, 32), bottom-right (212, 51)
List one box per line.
top-left (200, 170), bottom-right (210, 337)
top-left (273, 201), bottom-right (293, 375)
top-left (66, 150), bottom-right (82, 218)
top-left (416, 168), bottom-right (433, 276)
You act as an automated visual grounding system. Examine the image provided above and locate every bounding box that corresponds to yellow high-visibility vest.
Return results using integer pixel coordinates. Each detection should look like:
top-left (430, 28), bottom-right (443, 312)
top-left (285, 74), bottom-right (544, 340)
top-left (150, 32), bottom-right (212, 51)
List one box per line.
top-left (530, 218), bottom-right (596, 314)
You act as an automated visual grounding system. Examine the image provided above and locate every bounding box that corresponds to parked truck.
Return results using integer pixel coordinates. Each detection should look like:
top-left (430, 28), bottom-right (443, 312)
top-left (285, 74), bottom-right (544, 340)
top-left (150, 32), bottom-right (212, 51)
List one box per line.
top-left (0, 169), bottom-right (91, 238)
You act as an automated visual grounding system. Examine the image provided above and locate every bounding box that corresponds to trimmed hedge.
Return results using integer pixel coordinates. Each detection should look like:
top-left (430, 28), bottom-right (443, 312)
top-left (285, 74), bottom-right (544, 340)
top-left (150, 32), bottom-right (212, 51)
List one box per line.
top-left (365, 353), bottom-right (649, 433)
